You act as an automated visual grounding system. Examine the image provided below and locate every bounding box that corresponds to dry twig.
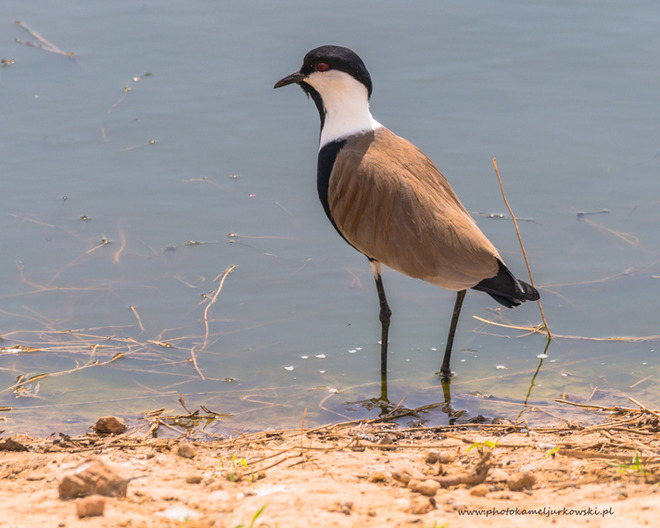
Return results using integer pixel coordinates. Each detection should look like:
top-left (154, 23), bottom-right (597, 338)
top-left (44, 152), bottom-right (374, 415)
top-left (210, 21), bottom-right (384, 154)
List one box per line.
top-left (202, 265), bottom-right (237, 350)
top-left (492, 158), bottom-right (552, 340)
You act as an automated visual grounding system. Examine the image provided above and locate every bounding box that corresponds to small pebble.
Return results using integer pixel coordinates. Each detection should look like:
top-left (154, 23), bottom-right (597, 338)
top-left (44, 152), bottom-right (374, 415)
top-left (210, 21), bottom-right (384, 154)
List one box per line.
top-left (368, 472), bottom-right (387, 483)
top-left (488, 468), bottom-right (510, 482)
top-left (408, 479), bottom-right (440, 497)
top-left (470, 483), bottom-right (489, 497)
top-left (76, 495), bottom-right (105, 518)
top-left (437, 452), bottom-right (455, 464)
top-left (378, 434), bottom-right (394, 445)
top-left (177, 444), bottom-right (196, 459)
top-left (186, 474), bottom-right (203, 484)
top-left (409, 496), bottom-right (435, 514)
top-left (425, 451), bottom-right (440, 464)
top-left (391, 471), bottom-right (410, 485)
top-left (507, 470), bottom-right (536, 491)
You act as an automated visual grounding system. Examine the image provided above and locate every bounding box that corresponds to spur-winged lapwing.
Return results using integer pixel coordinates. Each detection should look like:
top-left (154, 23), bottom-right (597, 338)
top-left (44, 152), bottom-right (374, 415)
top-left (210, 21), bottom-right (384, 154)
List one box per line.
top-left (274, 45), bottom-right (539, 379)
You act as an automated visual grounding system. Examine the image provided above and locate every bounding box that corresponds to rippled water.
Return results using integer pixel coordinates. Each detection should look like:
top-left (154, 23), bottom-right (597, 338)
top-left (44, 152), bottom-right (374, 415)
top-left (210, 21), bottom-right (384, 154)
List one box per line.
top-left (1, 0), bottom-right (659, 435)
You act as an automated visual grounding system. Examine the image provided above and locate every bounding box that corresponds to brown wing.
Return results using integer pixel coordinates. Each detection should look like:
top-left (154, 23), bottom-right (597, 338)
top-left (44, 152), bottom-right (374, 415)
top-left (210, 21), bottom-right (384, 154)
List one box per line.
top-left (328, 128), bottom-right (500, 290)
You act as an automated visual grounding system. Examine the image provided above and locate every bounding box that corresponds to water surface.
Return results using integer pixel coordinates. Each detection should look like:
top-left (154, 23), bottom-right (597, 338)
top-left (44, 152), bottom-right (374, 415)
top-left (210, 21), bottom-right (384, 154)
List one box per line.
top-left (1, 0), bottom-right (659, 435)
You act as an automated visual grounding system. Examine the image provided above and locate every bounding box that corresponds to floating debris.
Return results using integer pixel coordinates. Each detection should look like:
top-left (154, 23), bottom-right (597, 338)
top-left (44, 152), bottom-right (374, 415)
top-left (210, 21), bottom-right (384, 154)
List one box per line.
top-left (576, 209), bottom-right (609, 217)
top-left (14, 20), bottom-right (75, 57)
top-left (1, 345), bottom-right (39, 354)
top-left (148, 340), bottom-right (173, 348)
top-left (132, 73), bottom-right (152, 82)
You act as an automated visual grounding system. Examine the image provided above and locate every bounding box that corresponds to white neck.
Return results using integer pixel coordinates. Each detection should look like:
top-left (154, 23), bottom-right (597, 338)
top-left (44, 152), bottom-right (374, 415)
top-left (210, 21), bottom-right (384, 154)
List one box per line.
top-left (304, 70), bottom-right (382, 149)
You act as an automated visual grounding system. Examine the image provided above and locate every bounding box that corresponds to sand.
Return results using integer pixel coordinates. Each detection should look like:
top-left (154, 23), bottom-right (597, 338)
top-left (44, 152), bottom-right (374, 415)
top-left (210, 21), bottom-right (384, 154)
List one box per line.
top-left (1, 408), bottom-right (659, 527)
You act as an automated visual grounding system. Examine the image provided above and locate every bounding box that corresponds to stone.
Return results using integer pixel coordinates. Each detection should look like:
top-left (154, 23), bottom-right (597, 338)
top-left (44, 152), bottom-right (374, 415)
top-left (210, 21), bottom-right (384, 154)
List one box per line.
top-left (58, 459), bottom-right (128, 500)
top-left (93, 416), bottom-right (128, 435)
top-left (378, 434), bottom-right (394, 445)
top-left (470, 483), bottom-right (489, 497)
top-left (391, 471), bottom-right (411, 485)
top-left (488, 468), bottom-right (510, 482)
top-left (425, 451), bottom-right (454, 464)
top-left (0, 437), bottom-right (29, 451)
top-left (425, 451), bottom-right (440, 464)
top-left (408, 479), bottom-right (441, 497)
top-left (177, 444), bottom-right (196, 459)
top-left (507, 470), bottom-right (536, 491)
top-left (330, 501), bottom-right (353, 515)
top-left (438, 452), bottom-right (455, 464)
top-left (76, 495), bottom-right (105, 518)
top-left (409, 496), bottom-right (435, 514)
top-left (368, 471), bottom-right (387, 483)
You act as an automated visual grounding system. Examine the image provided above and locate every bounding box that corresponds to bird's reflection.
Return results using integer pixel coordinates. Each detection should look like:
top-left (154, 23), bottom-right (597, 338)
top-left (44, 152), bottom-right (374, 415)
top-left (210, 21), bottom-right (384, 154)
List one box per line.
top-left (351, 336), bottom-right (552, 425)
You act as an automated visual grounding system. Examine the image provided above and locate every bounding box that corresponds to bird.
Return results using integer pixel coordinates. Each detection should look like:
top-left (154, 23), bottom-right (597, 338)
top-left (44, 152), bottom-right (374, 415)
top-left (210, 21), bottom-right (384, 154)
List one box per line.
top-left (274, 45), bottom-right (539, 380)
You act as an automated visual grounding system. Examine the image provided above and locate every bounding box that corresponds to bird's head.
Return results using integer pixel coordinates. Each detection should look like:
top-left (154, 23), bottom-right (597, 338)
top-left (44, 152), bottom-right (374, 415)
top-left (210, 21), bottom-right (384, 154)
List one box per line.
top-left (274, 45), bottom-right (372, 98)
top-left (274, 45), bottom-right (377, 145)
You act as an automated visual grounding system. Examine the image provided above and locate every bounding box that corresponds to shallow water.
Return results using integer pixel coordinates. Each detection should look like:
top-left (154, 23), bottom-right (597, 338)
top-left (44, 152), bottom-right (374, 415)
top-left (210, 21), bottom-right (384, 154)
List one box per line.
top-left (1, 0), bottom-right (659, 435)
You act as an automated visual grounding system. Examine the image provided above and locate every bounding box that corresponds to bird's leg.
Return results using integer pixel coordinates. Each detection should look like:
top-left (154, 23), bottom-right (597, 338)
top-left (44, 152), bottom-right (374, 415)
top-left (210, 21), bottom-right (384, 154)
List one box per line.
top-left (369, 260), bottom-right (391, 383)
top-left (440, 289), bottom-right (466, 379)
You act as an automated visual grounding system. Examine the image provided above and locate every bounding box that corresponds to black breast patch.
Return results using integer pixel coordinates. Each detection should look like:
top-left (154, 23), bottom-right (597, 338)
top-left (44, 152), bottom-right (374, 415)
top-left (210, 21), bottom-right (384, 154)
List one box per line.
top-left (316, 139), bottom-right (360, 250)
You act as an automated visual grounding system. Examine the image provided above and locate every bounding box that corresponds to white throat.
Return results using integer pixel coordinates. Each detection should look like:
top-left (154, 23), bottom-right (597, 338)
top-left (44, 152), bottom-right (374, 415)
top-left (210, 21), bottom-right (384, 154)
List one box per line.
top-left (304, 70), bottom-right (382, 149)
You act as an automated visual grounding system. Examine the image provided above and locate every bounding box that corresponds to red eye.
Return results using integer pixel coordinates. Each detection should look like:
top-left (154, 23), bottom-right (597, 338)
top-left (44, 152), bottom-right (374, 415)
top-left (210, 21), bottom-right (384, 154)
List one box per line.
top-left (315, 62), bottom-right (329, 72)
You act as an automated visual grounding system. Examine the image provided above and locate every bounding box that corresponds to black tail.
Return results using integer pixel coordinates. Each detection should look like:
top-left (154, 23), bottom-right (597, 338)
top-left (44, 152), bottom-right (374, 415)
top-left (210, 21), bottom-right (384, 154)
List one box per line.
top-left (473, 259), bottom-right (539, 308)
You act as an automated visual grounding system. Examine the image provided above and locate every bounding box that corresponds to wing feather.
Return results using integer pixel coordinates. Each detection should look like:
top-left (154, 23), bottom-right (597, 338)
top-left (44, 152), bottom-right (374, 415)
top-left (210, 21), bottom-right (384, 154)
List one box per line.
top-left (328, 128), bottom-right (500, 290)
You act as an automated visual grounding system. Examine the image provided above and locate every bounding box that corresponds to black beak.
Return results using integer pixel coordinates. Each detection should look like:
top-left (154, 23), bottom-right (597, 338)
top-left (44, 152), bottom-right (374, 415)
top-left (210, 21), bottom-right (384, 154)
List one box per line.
top-left (274, 71), bottom-right (307, 89)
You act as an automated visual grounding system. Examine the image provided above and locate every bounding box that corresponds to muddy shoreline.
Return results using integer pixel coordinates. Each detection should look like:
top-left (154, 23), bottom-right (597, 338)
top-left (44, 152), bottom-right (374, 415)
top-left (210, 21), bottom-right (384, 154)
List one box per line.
top-left (2, 405), bottom-right (659, 527)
